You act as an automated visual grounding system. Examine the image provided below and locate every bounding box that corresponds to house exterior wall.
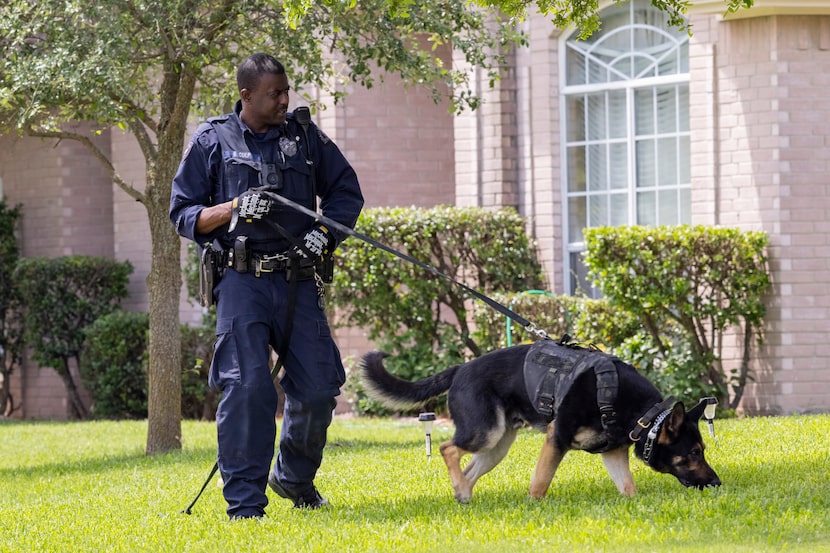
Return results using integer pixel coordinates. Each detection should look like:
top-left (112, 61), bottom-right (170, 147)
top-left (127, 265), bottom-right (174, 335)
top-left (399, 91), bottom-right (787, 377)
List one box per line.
top-left (2, 11), bottom-right (829, 418)
top-left (693, 14), bottom-right (830, 414)
top-left (468, 10), bottom-right (830, 415)
top-left (304, 57), bottom-right (458, 360)
top-left (0, 124), bottom-right (113, 418)
top-left (454, 16), bottom-right (564, 292)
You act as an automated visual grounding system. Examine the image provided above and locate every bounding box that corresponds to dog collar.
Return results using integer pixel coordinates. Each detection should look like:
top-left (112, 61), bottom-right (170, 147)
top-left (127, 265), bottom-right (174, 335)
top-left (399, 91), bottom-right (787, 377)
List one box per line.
top-left (629, 397), bottom-right (674, 439)
top-left (640, 408), bottom-right (672, 464)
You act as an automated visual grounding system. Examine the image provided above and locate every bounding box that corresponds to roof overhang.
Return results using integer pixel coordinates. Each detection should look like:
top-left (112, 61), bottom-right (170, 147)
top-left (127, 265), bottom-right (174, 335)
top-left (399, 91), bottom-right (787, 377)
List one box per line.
top-left (688, 0), bottom-right (830, 19)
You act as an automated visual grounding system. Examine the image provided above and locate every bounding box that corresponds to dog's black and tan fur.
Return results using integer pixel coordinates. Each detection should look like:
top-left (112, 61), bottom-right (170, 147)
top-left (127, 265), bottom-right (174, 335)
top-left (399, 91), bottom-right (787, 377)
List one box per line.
top-left (359, 344), bottom-right (721, 503)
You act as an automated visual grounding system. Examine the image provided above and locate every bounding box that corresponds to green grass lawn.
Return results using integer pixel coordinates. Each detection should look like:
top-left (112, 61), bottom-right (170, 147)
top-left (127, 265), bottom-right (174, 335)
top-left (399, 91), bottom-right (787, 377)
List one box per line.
top-left (1, 414), bottom-right (828, 552)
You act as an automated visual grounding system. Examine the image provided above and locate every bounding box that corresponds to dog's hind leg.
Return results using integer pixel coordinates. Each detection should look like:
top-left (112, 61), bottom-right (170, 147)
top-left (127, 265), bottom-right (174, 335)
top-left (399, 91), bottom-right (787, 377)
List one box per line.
top-left (463, 427), bottom-right (518, 488)
top-left (601, 446), bottom-right (636, 496)
top-left (440, 441), bottom-right (474, 503)
top-left (529, 421), bottom-right (567, 499)
top-left (440, 431), bottom-right (516, 503)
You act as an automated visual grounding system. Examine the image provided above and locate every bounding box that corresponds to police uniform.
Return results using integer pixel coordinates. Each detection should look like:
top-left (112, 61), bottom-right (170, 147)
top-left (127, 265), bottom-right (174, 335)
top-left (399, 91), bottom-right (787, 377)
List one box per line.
top-left (170, 101), bottom-right (364, 518)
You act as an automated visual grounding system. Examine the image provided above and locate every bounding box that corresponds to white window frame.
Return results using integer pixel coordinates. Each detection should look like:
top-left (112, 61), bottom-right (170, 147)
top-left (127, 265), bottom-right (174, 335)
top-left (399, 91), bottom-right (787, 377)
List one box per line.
top-left (560, 0), bottom-right (691, 296)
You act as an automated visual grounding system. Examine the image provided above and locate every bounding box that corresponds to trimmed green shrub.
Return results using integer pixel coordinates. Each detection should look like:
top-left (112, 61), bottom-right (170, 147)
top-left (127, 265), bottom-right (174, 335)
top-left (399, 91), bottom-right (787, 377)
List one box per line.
top-left (80, 310), bottom-right (149, 419)
top-left (333, 205), bottom-right (544, 414)
top-left (583, 225), bottom-right (770, 408)
top-left (0, 200), bottom-right (24, 417)
top-left (472, 291), bottom-right (580, 350)
top-left (473, 290), bottom-right (731, 402)
top-left (14, 255), bottom-right (132, 419)
top-left (81, 309), bottom-right (217, 420)
top-left (180, 323), bottom-right (218, 420)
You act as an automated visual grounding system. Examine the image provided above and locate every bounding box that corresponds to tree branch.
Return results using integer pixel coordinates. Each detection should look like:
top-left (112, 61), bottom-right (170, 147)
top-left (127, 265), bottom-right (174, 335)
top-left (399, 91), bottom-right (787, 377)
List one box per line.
top-left (24, 127), bottom-right (144, 204)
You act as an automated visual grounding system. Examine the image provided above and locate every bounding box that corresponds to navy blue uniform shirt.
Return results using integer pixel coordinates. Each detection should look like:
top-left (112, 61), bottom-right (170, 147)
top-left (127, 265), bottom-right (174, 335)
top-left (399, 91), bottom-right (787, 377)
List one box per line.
top-left (169, 101), bottom-right (363, 253)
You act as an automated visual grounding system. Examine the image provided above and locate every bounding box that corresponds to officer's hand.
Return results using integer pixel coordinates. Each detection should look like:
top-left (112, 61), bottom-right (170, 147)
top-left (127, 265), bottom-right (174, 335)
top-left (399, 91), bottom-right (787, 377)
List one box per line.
top-left (235, 188), bottom-right (272, 220)
top-left (290, 224), bottom-right (333, 260)
top-left (228, 188), bottom-right (272, 232)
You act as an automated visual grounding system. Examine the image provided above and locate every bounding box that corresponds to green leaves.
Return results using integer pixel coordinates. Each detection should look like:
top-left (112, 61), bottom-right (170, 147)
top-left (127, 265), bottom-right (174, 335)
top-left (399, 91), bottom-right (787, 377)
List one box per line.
top-left (470, 0), bottom-right (755, 39)
top-left (585, 225), bottom-right (770, 329)
top-left (583, 225), bottom-right (771, 406)
top-left (332, 206), bottom-right (543, 409)
top-left (12, 255), bottom-right (133, 418)
top-left (0, 0), bottom-right (530, 129)
top-left (80, 310), bottom-right (150, 419)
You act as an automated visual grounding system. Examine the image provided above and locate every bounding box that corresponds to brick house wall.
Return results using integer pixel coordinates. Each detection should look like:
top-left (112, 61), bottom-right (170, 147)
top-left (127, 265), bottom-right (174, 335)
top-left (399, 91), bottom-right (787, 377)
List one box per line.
top-left (453, 7), bottom-right (830, 415)
top-left (3, 8), bottom-right (830, 418)
top-left (0, 52), bottom-right (455, 418)
top-left (0, 124), bottom-right (113, 418)
top-left (680, 12), bottom-right (830, 413)
top-left (698, 14), bottom-right (830, 413)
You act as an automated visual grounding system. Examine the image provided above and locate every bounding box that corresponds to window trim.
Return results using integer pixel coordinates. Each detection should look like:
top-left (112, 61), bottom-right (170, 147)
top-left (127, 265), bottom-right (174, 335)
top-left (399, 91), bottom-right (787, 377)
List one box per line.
top-left (559, 1), bottom-right (690, 296)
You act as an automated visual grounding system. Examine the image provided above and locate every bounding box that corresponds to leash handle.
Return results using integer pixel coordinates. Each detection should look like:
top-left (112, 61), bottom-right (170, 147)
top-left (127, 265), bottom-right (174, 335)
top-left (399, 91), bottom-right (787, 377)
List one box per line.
top-left (262, 191), bottom-right (547, 338)
top-left (182, 462), bottom-right (219, 515)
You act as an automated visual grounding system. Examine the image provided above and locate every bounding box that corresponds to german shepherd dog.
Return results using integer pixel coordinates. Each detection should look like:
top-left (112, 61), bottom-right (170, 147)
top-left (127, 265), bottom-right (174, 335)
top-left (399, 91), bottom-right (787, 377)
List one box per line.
top-left (359, 341), bottom-right (721, 503)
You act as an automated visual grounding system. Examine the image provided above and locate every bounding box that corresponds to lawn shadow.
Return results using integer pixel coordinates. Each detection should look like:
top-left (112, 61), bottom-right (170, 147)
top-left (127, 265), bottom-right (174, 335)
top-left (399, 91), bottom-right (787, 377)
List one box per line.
top-left (0, 444), bottom-right (219, 480)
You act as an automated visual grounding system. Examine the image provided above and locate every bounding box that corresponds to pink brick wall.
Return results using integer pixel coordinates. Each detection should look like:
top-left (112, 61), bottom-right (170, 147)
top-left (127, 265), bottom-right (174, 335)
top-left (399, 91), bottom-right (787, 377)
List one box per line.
top-left (332, 53), bottom-right (456, 209)
top-left (311, 59), bottom-right (457, 365)
top-left (688, 14), bottom-right (830, 414)
top-left (455, 16), bottom-right (564, 293)
top-left (5, 13), bottom-right (830, 418)
top-left (0, 124), bottom-right (113, 418)
top-left (316, 58), bottom-right (459, 372)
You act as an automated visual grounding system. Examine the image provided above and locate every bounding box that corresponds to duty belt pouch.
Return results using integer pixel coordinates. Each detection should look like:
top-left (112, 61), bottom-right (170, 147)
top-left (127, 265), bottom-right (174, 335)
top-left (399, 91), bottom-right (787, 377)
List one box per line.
top-left (316, 255), bottom-right (334, 283)
top-left (286, 257), bottom-right (316, 281)
top-left (199, 247), bottom-right (218, 307)
top-left (229, 236), bottom-right (248, 273)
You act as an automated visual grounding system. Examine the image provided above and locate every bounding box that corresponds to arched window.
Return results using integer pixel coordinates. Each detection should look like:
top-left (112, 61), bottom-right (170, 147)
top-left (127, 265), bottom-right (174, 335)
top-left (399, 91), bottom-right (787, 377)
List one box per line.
top-left (562, 0), bottom-right (690, 295)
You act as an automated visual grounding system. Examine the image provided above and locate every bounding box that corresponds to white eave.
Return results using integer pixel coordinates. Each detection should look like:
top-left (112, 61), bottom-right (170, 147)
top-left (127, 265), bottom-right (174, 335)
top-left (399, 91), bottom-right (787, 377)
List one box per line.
top-left (688, 0), bottom-right (830, 19)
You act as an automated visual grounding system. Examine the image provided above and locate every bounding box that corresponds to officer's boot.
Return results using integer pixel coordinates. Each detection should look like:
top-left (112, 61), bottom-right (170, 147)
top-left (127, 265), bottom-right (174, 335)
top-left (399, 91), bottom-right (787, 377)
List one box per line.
top-left (269, 394), bottom-right (336, 509)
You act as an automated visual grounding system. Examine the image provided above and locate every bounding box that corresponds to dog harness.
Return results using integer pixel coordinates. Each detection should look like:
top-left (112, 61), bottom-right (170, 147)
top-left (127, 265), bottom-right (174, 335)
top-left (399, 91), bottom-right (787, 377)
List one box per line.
top-left (524, 336), bottom-right (620, 432)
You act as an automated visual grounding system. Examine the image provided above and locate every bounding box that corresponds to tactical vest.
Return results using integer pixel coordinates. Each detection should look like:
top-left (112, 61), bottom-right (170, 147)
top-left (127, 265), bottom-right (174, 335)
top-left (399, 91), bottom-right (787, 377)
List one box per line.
top-left (524, 339), bottom-right (620, 433)
top-left (208, 114), bottom-right (285, 193)
top-left (208, 112), bottom-right (316, 250)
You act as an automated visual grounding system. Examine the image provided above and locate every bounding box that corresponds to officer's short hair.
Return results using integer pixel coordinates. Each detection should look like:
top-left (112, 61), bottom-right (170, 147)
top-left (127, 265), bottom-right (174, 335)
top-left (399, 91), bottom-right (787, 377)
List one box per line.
top-left (237, 53), bottom-right (285, 92)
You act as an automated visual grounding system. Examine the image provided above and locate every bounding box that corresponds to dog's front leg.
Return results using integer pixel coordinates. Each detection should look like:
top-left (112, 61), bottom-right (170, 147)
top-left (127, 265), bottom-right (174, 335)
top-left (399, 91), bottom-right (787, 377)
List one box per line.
top-left (529, 421), bottom-right (567, 499)
top-left (601, 446), bottom-right (636, 496)
top-left (440, 441), bottom-right (474, 503)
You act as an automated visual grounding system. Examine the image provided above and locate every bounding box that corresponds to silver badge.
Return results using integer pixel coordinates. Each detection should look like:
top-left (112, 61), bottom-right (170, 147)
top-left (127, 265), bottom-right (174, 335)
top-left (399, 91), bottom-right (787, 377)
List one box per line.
top-left (279, 136), bottom-right (298, 157)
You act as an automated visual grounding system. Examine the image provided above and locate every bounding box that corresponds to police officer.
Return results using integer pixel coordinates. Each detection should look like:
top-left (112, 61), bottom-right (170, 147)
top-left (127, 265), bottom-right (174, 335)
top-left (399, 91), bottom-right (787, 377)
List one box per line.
top-left (170, 53), bottom-right (364, 519)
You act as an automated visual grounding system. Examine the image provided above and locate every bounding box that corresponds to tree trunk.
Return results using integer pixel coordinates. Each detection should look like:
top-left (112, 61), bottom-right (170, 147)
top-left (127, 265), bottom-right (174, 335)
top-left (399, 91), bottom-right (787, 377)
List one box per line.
top-left (143, 64), bottom-right (197, 455)
top-left (729, 320), bottom-right (753, 410)
top-left (144, 174), bottom-right (183, 455)
top-left (60, 357), bottom-right (89, 420)
top-left (1, 369), bottom-right (12, 416)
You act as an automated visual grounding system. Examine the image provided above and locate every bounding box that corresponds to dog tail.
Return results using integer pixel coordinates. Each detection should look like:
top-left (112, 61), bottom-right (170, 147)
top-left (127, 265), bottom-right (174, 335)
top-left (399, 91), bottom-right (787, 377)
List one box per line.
top-left (358, 351), bottom-right (460, 410)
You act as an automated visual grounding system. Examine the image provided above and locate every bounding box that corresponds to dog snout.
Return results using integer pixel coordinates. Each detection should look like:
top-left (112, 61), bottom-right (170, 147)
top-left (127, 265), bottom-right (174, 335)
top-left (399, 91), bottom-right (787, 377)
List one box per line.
top-left (680, 471), bottom-right (721, 489)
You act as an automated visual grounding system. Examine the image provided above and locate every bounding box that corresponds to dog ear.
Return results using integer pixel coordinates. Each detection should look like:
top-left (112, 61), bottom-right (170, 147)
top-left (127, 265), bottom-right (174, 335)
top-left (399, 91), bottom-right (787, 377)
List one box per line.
top-left (663, 402), bottom-right (687, 439)
top-left (686, 399), bottom-right (708, 423)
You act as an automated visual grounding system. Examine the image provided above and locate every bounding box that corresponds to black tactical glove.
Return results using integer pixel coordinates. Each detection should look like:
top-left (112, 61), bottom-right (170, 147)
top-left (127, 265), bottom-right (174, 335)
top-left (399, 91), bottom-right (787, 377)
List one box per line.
top-left (228, 187), bottom-right (272, 232)
top-left (290, 224), bottom-right (334, 260)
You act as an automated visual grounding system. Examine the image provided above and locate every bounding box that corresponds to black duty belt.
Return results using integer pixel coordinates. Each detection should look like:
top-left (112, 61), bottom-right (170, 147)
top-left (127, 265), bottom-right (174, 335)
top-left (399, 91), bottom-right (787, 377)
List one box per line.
top-left (244, 252), bottom-right (315, 279)
top-left (250, 252), bottom-right (290, 273)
